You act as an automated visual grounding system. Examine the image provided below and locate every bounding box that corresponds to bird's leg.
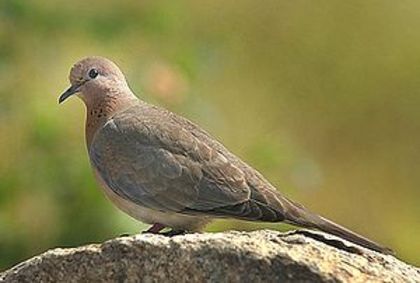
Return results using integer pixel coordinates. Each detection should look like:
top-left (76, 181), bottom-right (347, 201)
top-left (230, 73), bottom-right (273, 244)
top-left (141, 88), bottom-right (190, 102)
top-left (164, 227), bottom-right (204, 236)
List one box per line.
top-left (160, 229), bottom-right (187, 237)
top-left (142, 223), bottom-right (166, 234)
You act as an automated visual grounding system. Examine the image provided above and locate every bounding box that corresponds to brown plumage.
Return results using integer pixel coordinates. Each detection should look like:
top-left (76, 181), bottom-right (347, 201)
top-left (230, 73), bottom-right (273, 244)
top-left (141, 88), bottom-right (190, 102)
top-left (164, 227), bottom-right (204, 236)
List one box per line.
top-left (59, 56), bottom-right (393, 254)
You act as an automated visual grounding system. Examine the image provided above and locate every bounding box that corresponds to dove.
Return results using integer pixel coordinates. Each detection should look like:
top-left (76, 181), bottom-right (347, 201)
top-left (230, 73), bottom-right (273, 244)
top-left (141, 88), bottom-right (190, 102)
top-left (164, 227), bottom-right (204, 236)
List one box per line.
top-left (59, 56), bottom-right (393, 254)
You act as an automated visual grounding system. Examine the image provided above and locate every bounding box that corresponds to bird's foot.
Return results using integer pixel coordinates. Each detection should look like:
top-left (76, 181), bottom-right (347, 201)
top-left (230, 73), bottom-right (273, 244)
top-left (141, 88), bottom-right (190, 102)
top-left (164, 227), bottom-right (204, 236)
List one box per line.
top-left (160, 229), bottom-right (187, 237)
top-left (142, 224), bottom-right (186, 237)
top-left (142, 223), bottom-right (166, 234)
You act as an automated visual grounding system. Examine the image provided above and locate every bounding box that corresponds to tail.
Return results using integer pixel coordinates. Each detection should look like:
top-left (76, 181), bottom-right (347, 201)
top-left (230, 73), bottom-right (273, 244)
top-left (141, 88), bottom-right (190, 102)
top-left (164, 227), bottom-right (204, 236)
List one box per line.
top-left (281, 197), bottom-right (394, 255)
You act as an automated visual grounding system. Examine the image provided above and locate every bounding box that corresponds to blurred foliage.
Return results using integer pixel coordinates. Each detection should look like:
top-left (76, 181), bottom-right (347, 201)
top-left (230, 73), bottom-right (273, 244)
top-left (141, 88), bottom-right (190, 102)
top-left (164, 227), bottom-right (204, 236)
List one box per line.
top-left (0, 0), bottom-right (419, 269)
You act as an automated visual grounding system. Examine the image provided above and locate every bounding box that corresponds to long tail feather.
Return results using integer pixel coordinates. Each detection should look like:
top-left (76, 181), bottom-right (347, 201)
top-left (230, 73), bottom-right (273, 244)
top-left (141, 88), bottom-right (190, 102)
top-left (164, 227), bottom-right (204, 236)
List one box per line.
top-left (282, 197), bottom-right (394, 255)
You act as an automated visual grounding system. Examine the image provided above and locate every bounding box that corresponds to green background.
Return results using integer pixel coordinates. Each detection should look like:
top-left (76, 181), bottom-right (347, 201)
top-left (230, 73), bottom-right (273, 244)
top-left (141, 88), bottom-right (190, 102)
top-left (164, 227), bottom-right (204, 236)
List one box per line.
top-left (0, 0), bottom-right (419, 269)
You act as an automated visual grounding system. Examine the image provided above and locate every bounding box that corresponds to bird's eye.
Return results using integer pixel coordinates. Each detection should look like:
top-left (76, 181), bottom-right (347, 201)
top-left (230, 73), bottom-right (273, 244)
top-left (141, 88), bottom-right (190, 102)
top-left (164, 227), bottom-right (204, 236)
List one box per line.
top-left (88, 68), bottom-right (99, 79)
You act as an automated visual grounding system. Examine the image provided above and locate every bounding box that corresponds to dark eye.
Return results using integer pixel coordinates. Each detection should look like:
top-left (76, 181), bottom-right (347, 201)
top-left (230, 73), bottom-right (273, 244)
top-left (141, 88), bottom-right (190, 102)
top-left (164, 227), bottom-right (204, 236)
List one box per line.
top-left (88, 68), bottom-right (99, 79)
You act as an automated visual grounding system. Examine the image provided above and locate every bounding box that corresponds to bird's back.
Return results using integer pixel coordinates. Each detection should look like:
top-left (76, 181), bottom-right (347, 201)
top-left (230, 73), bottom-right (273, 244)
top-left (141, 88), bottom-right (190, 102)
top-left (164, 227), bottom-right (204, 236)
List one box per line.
top-left (90, 101), bottom-right (288, 221)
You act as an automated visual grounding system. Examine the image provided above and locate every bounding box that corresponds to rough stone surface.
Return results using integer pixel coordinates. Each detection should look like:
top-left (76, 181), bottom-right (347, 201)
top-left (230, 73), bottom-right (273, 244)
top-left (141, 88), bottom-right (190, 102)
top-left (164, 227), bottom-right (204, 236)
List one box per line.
top-left (0, 230), bottom-right (418, 283)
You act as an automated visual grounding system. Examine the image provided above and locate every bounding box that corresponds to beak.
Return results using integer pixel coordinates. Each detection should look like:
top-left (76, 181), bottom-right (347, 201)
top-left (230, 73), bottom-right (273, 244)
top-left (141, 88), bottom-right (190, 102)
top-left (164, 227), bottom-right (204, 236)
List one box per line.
top-left (58, 83), bottom-right (82, 104)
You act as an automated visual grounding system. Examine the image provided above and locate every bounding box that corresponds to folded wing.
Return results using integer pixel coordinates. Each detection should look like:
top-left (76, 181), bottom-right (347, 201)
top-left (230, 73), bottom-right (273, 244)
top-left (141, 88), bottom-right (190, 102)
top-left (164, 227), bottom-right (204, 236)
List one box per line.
top-left (90, 105), bottom-right (284, 220)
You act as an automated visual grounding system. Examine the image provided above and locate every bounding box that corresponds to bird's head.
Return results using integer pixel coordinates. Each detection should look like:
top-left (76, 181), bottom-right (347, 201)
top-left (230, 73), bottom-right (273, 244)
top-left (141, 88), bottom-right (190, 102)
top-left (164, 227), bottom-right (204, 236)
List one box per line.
top-left (59, 56), bottom-right (129, 104)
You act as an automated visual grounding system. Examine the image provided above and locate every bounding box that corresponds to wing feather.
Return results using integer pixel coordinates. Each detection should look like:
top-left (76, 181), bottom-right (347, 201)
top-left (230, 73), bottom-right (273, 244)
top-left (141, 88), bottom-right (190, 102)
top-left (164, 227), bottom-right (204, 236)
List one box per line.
top-left (90, 103), bottom-right (285, 220)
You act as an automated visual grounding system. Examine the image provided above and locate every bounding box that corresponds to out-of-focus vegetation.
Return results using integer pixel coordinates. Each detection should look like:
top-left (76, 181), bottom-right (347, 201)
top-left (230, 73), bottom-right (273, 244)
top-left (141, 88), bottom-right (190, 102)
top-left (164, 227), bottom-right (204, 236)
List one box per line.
top-left (0, 0), bottom-right (419, 269)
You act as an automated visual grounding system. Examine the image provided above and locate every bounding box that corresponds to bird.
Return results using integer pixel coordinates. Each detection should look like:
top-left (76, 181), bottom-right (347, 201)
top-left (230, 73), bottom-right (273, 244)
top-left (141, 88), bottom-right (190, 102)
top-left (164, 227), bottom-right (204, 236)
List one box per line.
top-left (58, 56), bottom-right (393, 254)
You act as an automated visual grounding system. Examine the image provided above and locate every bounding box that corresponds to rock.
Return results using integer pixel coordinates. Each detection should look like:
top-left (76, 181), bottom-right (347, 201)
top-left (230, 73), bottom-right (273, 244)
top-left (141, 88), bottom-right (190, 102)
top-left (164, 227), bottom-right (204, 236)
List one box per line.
top-left (0, 230), bottom-right (418, 283)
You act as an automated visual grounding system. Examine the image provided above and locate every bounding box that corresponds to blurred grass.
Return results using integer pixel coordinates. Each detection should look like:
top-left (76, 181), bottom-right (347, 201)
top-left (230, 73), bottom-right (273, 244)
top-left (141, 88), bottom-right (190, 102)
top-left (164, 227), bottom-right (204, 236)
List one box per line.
top-left (0, 0), bottom-right (419, 269)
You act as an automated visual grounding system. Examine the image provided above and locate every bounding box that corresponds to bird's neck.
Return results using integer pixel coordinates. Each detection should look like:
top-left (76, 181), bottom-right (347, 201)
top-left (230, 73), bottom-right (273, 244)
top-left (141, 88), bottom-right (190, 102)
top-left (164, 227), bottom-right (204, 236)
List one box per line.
top-left (84, 92), bottom-right (137, 149)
